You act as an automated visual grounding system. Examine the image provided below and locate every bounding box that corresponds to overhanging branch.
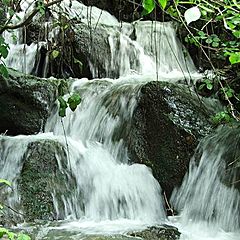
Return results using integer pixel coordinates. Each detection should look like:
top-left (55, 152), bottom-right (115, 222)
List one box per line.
top-left (0, 0), bottom-right (63, 34)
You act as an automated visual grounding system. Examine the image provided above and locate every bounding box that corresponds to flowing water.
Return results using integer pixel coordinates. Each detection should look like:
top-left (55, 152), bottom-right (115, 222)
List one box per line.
top-left (1, 0), bottom-right (240, 239)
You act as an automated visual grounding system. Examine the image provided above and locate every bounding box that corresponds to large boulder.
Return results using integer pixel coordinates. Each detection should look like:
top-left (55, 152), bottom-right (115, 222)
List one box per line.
top-left (128, 81), bottom-right (214, 199)
top-left (19, 139), bottom-right (71, 221)
top-left (0, 69), bottom-right (63, 135)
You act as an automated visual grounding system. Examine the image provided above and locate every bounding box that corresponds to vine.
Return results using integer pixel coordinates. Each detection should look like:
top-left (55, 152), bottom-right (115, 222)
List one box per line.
top-left (142, 0), bottom-right (240, 124)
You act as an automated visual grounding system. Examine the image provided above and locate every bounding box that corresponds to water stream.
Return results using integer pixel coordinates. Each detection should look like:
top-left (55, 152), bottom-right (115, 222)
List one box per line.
top-left (1, 1), bottom-right (240, 239)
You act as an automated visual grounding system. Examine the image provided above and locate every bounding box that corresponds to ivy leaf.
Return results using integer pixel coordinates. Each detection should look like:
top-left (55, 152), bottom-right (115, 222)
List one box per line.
top-left (58, 96), bottom-right (68, 117)
top-left (0, 64), bottom-right (9, 78)
top-left (233, 31), bottom-right (240, 38)
top-left (184, 6), bottom-right (201, 25)
top-left (0, 45), bottom-right (8, 59)
top-left (67, 93), bottom-right (81, 112)
top-left (158, 0), bottom-right (168, 10)
top-left (0, 179), bottom-right (11, 187)
top-left (229, 52), bottom-right (240, 65)
top-left (142, 0), bottom-right (155, 15)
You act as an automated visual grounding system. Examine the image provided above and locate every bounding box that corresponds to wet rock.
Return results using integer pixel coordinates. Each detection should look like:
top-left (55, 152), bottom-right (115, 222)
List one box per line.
top-left (73, 23), bottom-right (113, 78)
top-left (216, 125), bottom-right (240, 192)
top-left (128, 225), bottom-right (181, 240)
top-left (19, 139), bottom-right (71, 221)
top-left (0, 69), bottom-right (63, 135)
top-left (128, 81), bottom-right (214, 200)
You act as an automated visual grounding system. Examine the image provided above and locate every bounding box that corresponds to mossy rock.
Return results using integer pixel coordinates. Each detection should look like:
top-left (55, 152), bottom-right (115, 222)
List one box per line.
top-left (18, 139), bottom-right (72, 221)
top-left (0, 69), bottom-right (65, 135)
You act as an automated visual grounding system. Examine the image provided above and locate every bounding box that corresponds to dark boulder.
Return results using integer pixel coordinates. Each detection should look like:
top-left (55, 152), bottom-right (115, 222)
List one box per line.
top-left (128, 225), bottom-right (181, 240)
top-left (128, 81), bottom-right (213, 200)
top-left (0, 69), bottom-right (63, 135)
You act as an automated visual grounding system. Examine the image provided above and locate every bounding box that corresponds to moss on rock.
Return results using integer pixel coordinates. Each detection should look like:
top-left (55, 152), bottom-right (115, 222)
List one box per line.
top-left (19, 139), bottom-right (70, 221)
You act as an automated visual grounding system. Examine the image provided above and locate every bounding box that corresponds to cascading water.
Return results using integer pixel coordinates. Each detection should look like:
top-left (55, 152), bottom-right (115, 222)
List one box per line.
top-left (170, 126), bottom-right (240, 239)
top-left (1, 0), bottom-right (240, 239)
top-left (4, 0), bottom-right (201, 80)
top-left (45, 79), bottom-right (165, 223)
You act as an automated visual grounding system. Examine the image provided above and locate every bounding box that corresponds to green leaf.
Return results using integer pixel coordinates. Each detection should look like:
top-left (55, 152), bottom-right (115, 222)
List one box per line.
top-left (142, 0), bottom-right (155, 15)
top-left (8, 231), bottom-right (15, 240)
top-left (0, 64), bottom-right (9, 78)
top-left (0, 179), bottom-right (11, 187)
top-left (67, 93), bottom-right (81, 112)
top-left (206, 38), bottom-right (213, 44)
top-left (58, 96), bottom-right (68, 117)
top-left (229, 52), bottom-right (240, 64)
top-left (0, 227), bottom-right (8, 237)
top-left (9, 8), bottom-right (15, 17)
top-left (158, 0), bottom-right (168, 10)
top-left (0, 45), bottom-right (8, 58)
top-left (212, 41), bottom-right (219, 47)
top-left (206, 82), bottom-right (213, 90)
top-left (17, 233), bottom-right (31, 240)
top-left (2, 0), bottom-right (10, 5)
top-left (226, 88), bottom-right (234, 98)
top-left (51, 50), bottom-right (60, 59)
top-left (233, 31), bottom-right (240, 38)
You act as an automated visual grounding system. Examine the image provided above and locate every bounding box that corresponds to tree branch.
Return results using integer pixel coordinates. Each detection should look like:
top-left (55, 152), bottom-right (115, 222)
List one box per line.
top-left (0, 0), bottom-right (63, 34)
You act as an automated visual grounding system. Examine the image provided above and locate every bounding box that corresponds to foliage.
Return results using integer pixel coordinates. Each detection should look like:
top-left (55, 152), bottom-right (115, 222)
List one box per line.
top-left (0, 228), bottom-right (30, 240)
top-left (212, 111), bottom-right (233, 125)
top-left (0, 0), bottom-right (82, 117)
top-left (0, 179), bottom-right (31, 240)
top-left (57, 81), bottom-right (81, 117)
top-left (142, 0), bottom-right (240, 123)
top-left (0, 36), bottom-right (9, 78)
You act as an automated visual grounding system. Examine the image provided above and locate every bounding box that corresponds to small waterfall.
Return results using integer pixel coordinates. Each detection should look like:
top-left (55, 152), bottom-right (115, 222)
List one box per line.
top-left (2, 1), bottom-right (239, 239)
top-left (0, 78), bottom-right (165, 224)
top-left (171, 126), bottom-right (240, 232)
top-left (3, 1), bottom-right (38, 74)
top-left (4, 0), bottom-right (200, 81)
top-left (45, 78), bottom-right (165, 222)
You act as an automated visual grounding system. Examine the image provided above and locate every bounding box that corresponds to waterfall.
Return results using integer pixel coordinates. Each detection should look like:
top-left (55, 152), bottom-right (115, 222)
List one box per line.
top-left (4, 0), bottom-right (201, 81)
top-left (1, 0), bottom-right (240, 239)
top-left (44, 78), bottom-right (165, 222)
top-left (171, 126), bottom-right (240, 235)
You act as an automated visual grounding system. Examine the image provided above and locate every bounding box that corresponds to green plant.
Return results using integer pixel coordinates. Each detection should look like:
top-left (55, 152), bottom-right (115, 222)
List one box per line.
top-left (212, 111), bottom-right (233, 125)
top-left (142, 0), bottom-right (240, 122)
top-left (0, 36), bottom-right (9, 78)
top-left (57, 81), bottom-right (81, 117)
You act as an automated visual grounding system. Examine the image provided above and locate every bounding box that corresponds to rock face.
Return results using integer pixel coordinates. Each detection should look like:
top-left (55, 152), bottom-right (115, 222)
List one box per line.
top-left (0, 70), bottom-right (62, 135)
top-left (19, 139), bottom-right (70, 221)
top-left (128, 81), bottom-right (213, 199)
top-left (128, 225), bottom-right (181, 240)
